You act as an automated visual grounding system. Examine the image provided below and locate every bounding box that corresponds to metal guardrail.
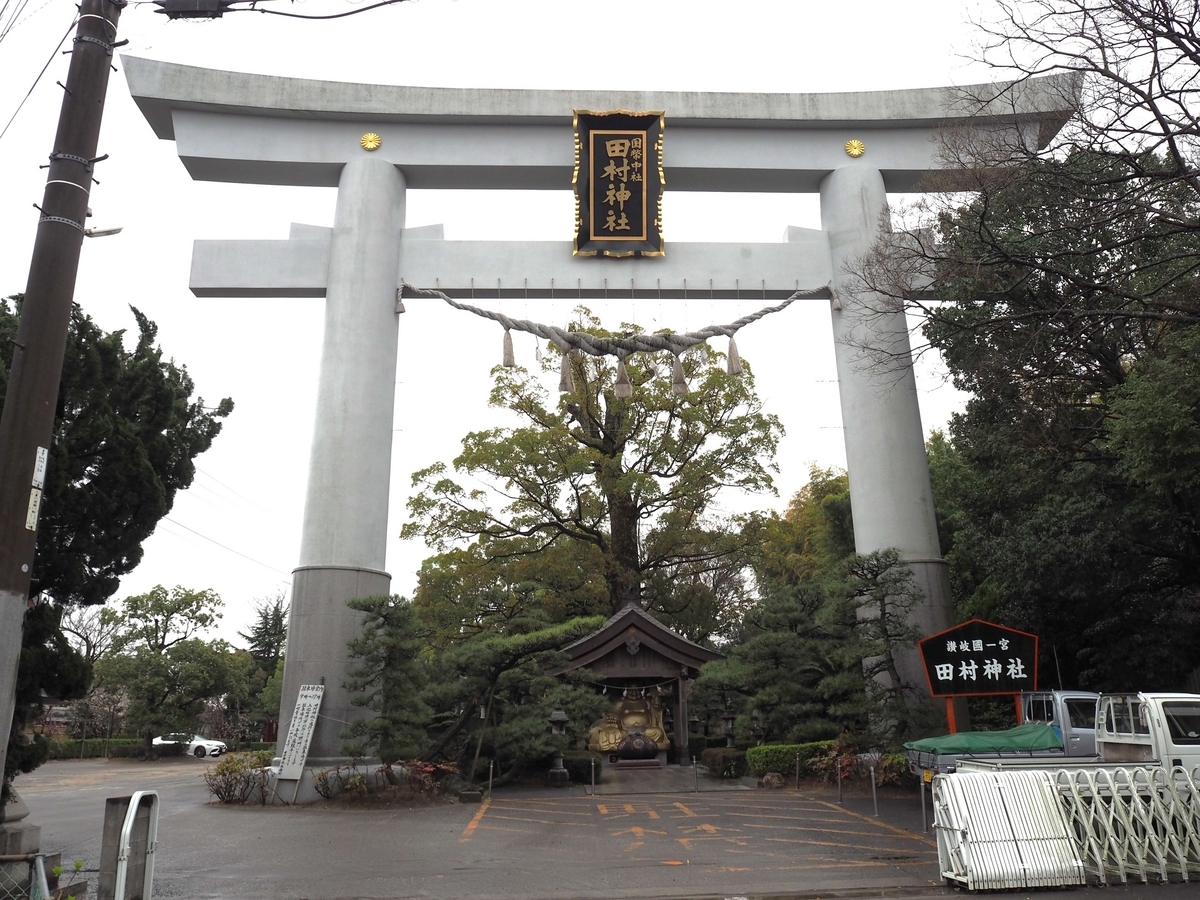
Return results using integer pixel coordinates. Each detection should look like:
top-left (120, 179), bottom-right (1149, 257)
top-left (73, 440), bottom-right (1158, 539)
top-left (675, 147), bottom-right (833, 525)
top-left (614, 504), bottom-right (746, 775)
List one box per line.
top-left (112, 790), bottom-right (159, 900)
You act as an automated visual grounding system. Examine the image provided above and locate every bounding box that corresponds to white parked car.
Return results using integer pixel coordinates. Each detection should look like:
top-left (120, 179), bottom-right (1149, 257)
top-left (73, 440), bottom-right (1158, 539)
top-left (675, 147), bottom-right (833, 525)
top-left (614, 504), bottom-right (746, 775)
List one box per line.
top-left (152, 733), bottom-right (227, 758)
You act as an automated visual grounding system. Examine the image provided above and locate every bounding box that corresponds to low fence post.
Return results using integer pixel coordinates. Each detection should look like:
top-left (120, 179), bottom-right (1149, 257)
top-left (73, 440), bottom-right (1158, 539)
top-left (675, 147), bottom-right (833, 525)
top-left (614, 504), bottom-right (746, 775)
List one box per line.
top-left (869, 762), bottom-right (878, 817)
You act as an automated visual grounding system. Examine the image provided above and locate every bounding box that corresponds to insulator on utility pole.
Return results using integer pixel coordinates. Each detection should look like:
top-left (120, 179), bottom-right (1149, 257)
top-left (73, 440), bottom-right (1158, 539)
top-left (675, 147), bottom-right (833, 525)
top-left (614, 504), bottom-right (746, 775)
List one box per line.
top-left (0, 0), bottom-right (124, 809)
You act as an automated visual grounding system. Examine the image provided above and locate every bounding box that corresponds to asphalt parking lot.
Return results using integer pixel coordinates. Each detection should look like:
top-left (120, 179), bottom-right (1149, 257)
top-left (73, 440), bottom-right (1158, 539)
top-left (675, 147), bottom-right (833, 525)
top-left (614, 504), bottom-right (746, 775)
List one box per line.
top-left (12, 759), bottom-right (1200, 900)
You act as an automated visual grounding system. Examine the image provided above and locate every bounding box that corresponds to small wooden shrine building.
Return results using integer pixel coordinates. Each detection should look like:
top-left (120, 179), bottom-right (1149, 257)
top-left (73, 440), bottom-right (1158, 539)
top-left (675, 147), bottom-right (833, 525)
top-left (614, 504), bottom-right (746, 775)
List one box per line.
top-left (552, 605), bottom-right (723, 766)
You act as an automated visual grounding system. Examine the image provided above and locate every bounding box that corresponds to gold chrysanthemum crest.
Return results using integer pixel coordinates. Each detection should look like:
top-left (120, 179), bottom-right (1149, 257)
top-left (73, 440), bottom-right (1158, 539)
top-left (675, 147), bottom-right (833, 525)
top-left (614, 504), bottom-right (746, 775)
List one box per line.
top-left (360, 132), bottom-right (382, 151)
top-left (844, 139), bottom-right (866, 158)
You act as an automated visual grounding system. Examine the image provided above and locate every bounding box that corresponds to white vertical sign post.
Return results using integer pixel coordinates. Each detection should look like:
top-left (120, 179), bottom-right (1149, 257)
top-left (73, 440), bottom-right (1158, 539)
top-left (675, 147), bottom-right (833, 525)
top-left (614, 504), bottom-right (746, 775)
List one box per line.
top-left (278, 683), bottom-right (324, 802)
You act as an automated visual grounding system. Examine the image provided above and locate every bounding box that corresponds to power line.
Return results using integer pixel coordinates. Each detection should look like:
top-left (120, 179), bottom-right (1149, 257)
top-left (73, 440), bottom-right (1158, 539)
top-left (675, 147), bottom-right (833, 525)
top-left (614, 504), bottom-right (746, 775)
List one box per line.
top-left (163, 515), bottom-right (292, 576)
top-left (249, 0), bottom-right (410, 19)
top-left (0, 13), bottom-right (75, 143)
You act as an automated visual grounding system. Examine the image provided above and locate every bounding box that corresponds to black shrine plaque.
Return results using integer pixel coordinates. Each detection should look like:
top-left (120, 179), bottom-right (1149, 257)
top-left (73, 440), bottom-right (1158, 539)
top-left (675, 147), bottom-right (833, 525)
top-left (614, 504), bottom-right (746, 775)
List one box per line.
top-left (573, 109), bottom-right (664, 258)
top-left (918, 618), bottom-right (1039, 697)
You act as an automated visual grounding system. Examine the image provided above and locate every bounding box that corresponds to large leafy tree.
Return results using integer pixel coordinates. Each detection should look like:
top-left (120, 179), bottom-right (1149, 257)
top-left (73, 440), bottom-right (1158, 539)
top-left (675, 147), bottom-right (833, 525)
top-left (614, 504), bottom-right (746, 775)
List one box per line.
top-left (915, 153), bottom-right (1200, 691)
top-left (2, 300), bottom-right (232, 798)
top-left (404, 309), bottom-right (780, 639)
top-left (93, 586), bottom-right (244, 749)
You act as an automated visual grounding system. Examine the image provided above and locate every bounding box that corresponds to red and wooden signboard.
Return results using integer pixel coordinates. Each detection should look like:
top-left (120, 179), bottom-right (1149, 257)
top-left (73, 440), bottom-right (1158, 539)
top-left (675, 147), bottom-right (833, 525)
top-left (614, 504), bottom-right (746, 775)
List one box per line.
top-left (918, 618), bottom-right (1039, 732)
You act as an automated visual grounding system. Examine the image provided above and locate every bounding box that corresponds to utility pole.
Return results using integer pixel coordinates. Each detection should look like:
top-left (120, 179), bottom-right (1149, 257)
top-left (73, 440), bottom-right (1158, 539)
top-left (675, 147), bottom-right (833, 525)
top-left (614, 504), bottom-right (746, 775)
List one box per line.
top-left (0, 0), bottom-right (124, 807)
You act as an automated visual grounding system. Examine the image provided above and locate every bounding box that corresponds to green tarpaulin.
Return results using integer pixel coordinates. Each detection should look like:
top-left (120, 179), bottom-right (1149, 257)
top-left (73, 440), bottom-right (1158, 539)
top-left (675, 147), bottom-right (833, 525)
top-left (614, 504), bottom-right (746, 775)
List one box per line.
top-left (904, 722), bottom-right (1063, 755)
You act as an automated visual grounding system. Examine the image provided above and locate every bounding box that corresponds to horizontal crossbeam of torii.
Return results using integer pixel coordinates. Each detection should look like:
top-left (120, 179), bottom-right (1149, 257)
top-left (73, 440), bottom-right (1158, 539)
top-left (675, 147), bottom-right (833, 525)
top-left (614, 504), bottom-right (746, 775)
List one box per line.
top-left (123, 57), bottom-right (1074, 793)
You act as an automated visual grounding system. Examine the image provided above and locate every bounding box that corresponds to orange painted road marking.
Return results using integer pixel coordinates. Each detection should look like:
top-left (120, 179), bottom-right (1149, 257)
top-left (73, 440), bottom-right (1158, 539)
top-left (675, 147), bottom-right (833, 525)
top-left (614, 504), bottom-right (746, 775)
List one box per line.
top-left (459, 798), bottom-right (491, 842)
top-left (813, 799), bottom-right (936, 847)
top-left (647, 809), bottom-right (660, 819)
top-left (673, 801), bottom-right (697, 817)
top-left (624, 803), bottom-right (636, 813)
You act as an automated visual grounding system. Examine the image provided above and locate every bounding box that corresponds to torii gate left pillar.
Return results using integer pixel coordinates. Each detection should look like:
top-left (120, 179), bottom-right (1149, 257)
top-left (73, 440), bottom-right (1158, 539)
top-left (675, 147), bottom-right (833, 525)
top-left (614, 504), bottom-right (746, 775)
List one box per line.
top-left (283, 158), bottom-right (406, 770)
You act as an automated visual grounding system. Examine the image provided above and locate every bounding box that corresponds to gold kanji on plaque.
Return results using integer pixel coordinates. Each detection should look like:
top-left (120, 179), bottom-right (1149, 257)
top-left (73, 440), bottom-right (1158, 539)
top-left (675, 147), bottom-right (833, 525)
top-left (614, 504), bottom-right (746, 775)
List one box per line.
top-left (572, 110), bottom-right (665, 257)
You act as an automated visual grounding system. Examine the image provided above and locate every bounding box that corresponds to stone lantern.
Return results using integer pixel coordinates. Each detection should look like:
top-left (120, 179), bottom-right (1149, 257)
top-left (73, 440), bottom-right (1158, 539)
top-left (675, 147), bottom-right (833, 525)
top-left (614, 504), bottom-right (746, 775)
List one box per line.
top-left (721, 709), bottom-right (736, 748)
top-left (548, 709), bottom-right (569, 786)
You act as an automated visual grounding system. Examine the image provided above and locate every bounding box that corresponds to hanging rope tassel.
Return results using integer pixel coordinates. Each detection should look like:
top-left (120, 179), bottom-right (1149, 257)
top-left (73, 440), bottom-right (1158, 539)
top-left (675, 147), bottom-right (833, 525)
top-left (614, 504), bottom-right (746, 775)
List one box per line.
top-left (502, 328), bottom-right (515, 367)
top-left (727, 335), bottom-right (743, 376)
top-left (558, 349), bottom-right (575, 393)
top-left (671, 354), bottom-right (689, 395)
top-left (614, 356), bottom-right (633, 399)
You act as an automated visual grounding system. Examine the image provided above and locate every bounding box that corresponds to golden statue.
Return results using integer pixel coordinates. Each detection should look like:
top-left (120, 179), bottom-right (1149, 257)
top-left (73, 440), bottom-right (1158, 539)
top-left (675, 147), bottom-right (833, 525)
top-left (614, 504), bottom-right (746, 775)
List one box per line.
top-left (588, 688), bottom-right (671, 752)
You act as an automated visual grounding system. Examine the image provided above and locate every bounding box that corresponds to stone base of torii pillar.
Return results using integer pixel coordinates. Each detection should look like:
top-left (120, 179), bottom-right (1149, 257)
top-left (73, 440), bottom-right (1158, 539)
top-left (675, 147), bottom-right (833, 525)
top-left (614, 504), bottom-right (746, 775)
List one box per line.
top-left (119, 59), bottom-right (1074, 781)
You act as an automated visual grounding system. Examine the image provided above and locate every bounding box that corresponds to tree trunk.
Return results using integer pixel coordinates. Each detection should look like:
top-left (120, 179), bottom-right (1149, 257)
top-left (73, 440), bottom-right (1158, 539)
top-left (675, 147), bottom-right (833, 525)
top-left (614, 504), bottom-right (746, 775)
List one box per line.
top-left (606, 491), bottom-right (641, 612)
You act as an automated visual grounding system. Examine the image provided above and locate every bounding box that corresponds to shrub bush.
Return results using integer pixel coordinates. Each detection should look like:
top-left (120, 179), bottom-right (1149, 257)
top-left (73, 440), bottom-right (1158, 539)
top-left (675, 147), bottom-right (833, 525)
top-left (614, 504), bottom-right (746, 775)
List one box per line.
top-left (203, 752), bottom-right (270, 804)
top-left (561, 750), bottom-right (602, 783)
top-left (745, 740), bottom-right (836, 777)
top-left (699, 747), bottom-right (747, 778)
top-left (240, 742), bottom-right (275, 753)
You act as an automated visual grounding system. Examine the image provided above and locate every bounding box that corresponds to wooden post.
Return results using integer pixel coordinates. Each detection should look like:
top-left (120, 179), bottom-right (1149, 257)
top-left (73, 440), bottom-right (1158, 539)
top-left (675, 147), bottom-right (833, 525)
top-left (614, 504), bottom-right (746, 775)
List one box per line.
top-left (1014, 694), bottom-right (1023, 725)
top-left (946, 698), bottom-right (958, 734)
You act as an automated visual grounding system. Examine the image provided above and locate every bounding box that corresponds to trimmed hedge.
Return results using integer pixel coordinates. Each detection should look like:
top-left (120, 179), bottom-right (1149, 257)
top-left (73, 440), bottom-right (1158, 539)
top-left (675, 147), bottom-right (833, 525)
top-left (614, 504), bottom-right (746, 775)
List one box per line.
top-left (47, 739), bottom-right (136, 759)
top-left (46, 739), bottom-right (187, 760)
top-left (699, 747), bottom-right (747, 778)
top-left (235, 742), bottom-right (276, 753)
top-left (745, 740), bottom-right (836, 777)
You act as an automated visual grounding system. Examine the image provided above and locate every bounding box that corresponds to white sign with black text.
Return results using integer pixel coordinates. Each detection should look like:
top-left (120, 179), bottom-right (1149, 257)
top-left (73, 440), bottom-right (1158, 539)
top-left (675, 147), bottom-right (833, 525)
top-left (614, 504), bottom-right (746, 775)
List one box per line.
top-left (279, 683), bottom-right (324, 780)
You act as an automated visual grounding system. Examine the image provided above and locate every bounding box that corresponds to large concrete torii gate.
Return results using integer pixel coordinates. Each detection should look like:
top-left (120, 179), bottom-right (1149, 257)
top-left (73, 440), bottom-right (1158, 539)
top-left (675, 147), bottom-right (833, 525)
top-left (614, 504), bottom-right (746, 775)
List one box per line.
top-left (124, 58), bottom-right (1072, 776)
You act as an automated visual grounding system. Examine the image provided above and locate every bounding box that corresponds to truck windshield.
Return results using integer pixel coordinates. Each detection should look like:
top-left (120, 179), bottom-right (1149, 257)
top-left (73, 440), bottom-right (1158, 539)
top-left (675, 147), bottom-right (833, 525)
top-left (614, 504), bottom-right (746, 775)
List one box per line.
top-left (1163, 702), bottom-right (1200, 745)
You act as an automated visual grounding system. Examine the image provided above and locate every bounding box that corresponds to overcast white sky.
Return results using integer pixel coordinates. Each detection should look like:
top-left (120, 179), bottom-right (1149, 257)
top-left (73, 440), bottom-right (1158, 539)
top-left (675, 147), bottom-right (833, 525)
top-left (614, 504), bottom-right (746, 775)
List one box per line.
top-left (0, 0), bottom-right (996, 645)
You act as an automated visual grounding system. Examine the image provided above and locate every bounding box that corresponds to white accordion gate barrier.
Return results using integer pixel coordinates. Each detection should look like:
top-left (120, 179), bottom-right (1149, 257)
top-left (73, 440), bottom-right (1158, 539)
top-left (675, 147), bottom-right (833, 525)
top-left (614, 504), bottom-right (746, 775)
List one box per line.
top-left (933, 771), bottom-right (1085, 890)
top-left (1054, 766), bottom-right (1200, 885)
top-left (934, 766), bottom-right (1200, 890)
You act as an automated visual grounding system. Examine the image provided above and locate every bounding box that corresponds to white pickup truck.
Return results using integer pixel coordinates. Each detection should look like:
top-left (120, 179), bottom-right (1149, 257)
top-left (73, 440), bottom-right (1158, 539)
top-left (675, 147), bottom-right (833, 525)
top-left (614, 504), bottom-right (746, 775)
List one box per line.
top-left (905, 690), bottom-right (1099, 776)
top-left (954, 692), bottom-right (1200, 775)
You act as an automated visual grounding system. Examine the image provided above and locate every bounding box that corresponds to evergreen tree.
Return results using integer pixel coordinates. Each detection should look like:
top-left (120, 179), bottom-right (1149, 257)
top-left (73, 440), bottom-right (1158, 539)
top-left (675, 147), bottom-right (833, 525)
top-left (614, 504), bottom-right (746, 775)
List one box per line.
top-left (238, 591), bottom-right (288, 674)
top-left (342, 595), bottom-right (432, 768)
top-left (1, 299), bottom-right (232, 796)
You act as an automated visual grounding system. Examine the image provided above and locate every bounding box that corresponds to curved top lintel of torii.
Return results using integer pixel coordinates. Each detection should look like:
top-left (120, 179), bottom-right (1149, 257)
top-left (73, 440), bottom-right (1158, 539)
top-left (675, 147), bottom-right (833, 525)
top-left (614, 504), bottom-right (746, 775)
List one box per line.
top-left (121, 55), bottom-right (1078, 193)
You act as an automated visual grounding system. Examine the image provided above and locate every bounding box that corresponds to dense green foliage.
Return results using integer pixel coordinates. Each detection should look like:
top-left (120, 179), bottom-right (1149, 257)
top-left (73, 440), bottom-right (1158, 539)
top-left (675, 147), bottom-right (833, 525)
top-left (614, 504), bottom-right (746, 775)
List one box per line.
top-left (0, 299), bottom-right (233, 606)
top-left (4, 604), bottom-right (90, 798)
top-left (341, 587), bottom-right (608, 783)
top-left (1, 300), bottom-right (232, 799)
top-left (699, 747), bottom-right (748, 778)
top-left (744, 741), bottom-right (835, 777)
top-left (342, 596), bottom-right (432, 764)
top-left (922, 151), bottom-right (1200, 691)
top-left (692, 468), bottom-right (930, 743)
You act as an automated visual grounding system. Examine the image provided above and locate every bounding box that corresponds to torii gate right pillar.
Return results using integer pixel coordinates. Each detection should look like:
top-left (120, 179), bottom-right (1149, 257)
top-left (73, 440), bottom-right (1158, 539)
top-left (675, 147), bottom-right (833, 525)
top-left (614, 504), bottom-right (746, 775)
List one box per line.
top-left (821, 165), bottom-right (958, 722)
